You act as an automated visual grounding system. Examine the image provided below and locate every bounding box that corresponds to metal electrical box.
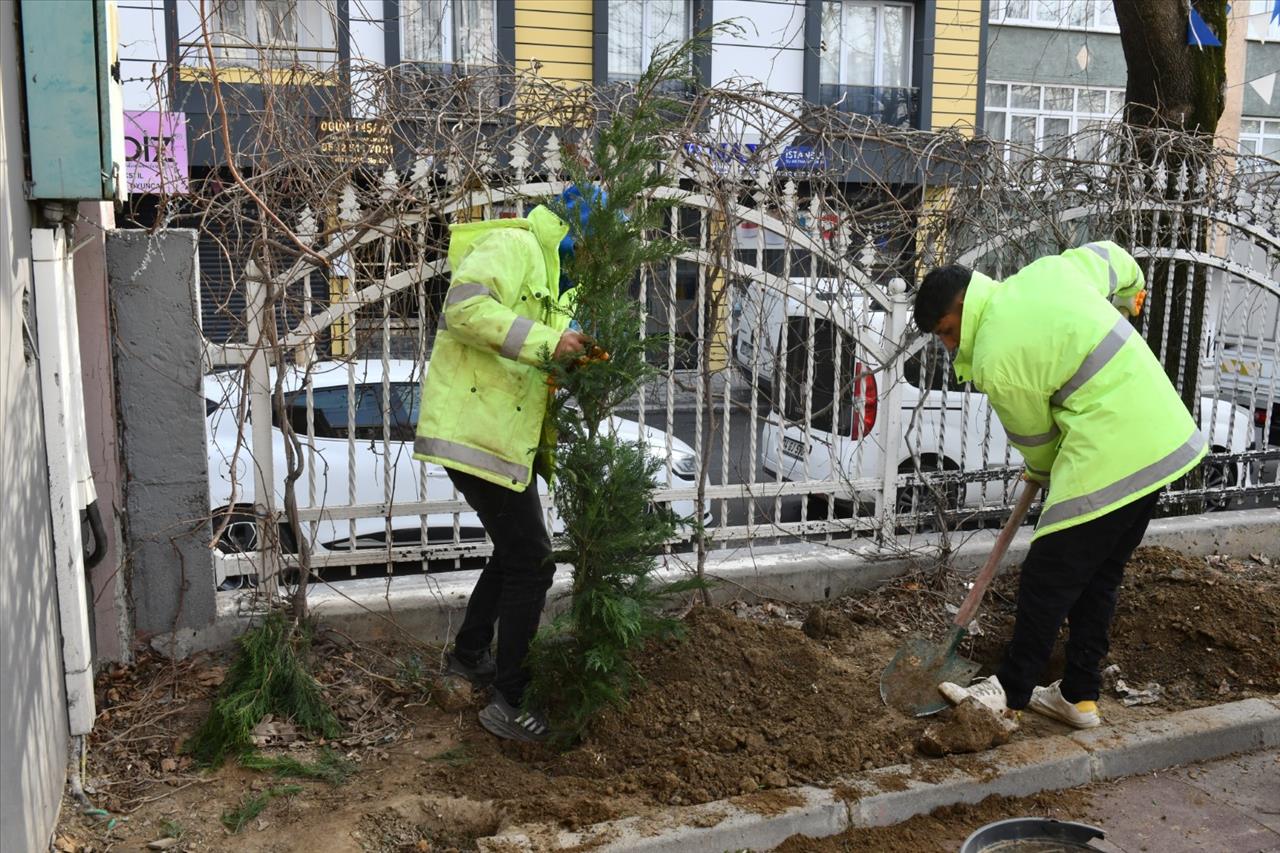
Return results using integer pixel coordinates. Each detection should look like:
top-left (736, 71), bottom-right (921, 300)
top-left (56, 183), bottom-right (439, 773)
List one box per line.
top-left (21, 0), bottom-right (126, 201)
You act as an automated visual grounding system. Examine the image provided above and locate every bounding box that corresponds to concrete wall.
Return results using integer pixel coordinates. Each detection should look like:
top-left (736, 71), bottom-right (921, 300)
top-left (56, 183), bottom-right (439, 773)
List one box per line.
top-left (107, 229), bottom-right (216, 641)
top-left (0, 10), bottom-right (71, 853)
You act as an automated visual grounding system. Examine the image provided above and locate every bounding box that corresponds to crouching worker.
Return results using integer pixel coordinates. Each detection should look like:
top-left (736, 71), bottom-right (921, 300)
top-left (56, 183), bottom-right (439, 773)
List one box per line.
top-left (414, 186), bottom-right (604, 741)
top-left (913, 242), bottom-right (1206, 729)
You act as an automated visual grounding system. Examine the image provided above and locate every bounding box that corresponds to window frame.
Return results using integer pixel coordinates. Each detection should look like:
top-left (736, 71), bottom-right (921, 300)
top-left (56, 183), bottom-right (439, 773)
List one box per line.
top-left (988, 0), bottom-right (1120, 33)
top-left (1242, 0), bottom-right (1280, 42)
top-left (1239, 117), bottom-right (1280, 164)
top-left (819, 0), bottom-right (915, 90)
top-left (604, 0), bottom-right (694, 83)
top-left (174, 0), bottom-right (342, 70)
top-left (983, 80), bottom-right (1125, 162)
top-left (397, 0), bottom-right (499, 67)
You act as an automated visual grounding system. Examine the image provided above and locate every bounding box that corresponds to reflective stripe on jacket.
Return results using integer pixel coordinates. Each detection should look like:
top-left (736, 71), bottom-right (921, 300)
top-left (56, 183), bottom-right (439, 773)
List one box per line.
top-left (413, 205), bottom-right (572, 491)
top-left (951, 241), bottom-right (1206, 540)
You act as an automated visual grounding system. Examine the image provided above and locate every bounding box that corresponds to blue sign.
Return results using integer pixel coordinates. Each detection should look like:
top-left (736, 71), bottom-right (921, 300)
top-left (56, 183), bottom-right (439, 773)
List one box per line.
top-left (682, 142), bottom-right (828, 172)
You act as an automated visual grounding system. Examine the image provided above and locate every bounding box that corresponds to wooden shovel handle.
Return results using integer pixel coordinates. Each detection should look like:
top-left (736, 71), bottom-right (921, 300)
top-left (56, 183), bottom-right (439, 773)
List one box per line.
top-left (952, 480), bottom-right (1041, 629)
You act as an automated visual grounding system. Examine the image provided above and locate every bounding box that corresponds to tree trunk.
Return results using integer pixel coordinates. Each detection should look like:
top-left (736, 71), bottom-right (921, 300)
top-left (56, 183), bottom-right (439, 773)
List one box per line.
top-left (1114, 0), bottom-right (1227, 411)
top-left (1115, 0), bottom-right (1226, 133)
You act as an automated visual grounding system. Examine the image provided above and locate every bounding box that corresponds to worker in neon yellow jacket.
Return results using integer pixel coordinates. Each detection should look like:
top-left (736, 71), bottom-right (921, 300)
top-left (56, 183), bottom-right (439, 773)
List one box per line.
top-left (414, 186), bottom-right (600, 742)
top-left (915, 242), bottom-right (1206, 729)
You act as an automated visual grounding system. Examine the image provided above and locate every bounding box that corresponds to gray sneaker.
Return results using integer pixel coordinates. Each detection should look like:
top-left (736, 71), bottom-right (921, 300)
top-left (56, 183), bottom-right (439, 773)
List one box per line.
top-left (444, 647), bottom-right (495, 687)
top-left (478, 692), bottom-right (552, 743)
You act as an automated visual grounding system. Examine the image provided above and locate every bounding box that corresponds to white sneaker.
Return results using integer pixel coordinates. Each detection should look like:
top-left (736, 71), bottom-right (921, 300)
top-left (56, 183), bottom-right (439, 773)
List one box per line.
top-left (938, 674), bottom-right (1008, 715)
top-left (1029, 680), bottom-right (1101, 729)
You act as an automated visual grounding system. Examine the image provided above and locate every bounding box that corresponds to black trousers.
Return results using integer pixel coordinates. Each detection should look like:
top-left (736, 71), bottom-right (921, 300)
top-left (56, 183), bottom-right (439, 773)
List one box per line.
top-left (447, 467), bottom-right (555, 707)
top-left (997, 489), bottom-right (1160, 710)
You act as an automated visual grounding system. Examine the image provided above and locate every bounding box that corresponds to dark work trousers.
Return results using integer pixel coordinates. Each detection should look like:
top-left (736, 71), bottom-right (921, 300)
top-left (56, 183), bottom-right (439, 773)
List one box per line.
top-left (997, 489), bottom-right (1161, 710)
top-left (446, 467), bottom-right (555, 707)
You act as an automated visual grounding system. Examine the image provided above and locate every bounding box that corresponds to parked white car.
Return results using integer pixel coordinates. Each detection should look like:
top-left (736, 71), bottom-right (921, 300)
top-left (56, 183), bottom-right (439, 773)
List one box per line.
top-left (757, 297), bottom-right (1255, 517)
top-left (205, 359), bottom-right (705, 570)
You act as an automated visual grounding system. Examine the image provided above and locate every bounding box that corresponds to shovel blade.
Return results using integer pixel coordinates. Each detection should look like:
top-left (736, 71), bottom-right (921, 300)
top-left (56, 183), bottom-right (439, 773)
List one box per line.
top-left (880, 631), bottom-right (982, 717)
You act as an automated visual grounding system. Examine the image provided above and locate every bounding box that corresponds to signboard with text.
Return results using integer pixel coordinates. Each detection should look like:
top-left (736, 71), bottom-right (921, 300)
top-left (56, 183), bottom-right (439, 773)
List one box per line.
top-left (124, 110), bottom-right (189, 194)
top-left (315, 118), bottom-right (393, 167)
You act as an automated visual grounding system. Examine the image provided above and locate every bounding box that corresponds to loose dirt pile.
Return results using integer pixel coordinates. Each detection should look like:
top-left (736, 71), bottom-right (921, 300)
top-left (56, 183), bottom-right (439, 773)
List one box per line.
top-left (56, 547), bottom-right (1278, 851)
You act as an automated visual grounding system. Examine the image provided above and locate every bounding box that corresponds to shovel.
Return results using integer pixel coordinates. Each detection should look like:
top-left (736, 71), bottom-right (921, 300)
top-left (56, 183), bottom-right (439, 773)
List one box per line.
top-left (879, 480), bottom-right (1040, 717)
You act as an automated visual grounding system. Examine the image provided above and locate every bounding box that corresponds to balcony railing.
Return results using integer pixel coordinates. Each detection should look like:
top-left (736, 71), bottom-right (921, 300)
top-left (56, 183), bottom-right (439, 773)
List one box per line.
top-left (818, 84), bottom-right (920, 129)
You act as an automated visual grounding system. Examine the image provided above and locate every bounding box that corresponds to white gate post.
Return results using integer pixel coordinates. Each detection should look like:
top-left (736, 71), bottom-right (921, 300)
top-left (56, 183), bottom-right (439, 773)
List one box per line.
top-left (877, 277), bottom-right (910, 544)
top-left (245, 261), bottom-right (280, 597)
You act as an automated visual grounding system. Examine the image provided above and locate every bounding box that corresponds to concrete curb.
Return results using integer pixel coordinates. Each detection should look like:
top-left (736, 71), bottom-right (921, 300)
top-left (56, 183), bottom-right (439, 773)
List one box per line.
top-left (187, 508), bottom-right (1279, 655)
top-left (476, 697), bottom-right (1280, 852)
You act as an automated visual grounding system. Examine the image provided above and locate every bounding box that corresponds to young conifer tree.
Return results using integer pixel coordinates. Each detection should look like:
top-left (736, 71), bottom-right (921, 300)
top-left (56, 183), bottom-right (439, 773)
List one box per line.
top-left (523, 38), bottom-right (708, 740)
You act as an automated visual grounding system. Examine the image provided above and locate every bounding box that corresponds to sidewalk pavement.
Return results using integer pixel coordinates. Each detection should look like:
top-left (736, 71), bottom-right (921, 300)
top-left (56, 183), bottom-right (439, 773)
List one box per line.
top-left (1085, 749), bottom-right (1279, 853)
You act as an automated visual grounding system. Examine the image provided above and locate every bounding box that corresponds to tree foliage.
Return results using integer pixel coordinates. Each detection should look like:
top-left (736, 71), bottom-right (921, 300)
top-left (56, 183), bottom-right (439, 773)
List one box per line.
top-left (523, 39), bottom-right (709, 741)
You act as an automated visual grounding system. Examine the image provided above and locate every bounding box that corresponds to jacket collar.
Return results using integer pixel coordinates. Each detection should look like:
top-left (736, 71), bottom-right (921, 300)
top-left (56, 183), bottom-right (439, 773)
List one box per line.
top-left (526, 205), bottom-right (569, 299)
top-left (951, 270), bottom-right (998, 384)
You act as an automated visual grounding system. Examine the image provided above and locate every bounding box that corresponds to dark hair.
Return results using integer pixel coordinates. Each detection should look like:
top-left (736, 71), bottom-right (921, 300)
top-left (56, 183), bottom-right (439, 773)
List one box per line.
top-left (913, 264), bottom-right (972, 333)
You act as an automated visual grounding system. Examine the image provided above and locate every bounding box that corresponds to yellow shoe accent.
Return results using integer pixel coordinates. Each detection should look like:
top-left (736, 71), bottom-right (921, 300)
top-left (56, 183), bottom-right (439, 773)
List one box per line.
top-left (1075, 700), bottom-right (1098, 715)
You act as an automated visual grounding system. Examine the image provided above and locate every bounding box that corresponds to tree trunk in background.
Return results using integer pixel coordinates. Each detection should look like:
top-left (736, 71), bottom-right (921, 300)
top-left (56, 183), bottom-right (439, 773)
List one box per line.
top-left (1114, 0), bottom-right (1227, 411)
top-left (1115, 0), bottom-right (1227, 133)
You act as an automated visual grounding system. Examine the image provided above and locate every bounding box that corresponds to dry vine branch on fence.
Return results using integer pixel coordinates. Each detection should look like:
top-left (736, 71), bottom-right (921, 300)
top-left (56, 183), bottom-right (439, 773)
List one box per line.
top-left (121, 33), bottom-right (1279, 605)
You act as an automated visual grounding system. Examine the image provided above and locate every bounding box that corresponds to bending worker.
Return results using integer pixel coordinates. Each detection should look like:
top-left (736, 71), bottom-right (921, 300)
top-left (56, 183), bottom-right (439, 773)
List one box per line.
top-left (913, 242), bottom-right (1206, 729)
top-left (414, 187), bottom-right (599, 742)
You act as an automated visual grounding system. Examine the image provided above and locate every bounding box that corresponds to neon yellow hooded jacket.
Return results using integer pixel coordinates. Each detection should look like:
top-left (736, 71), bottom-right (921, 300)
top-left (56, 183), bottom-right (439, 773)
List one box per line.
top-left (413, 205), bottom-right (572, 491)
top-left (951, 242), bottom-right (1206, 539)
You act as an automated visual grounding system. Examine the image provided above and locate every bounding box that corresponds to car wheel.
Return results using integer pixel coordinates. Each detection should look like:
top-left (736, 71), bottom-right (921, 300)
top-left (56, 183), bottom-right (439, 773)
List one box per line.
top-left (895, 459), bottom-right (963, 531)
top-left (212, 506), bottom-right (298, 554)
top-left (1200, 453), bottom-right (1238, 512)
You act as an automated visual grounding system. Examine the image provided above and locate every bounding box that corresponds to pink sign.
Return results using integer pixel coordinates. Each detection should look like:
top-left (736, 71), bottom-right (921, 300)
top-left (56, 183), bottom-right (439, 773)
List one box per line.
top-left (124, 111), bottom-right (189, 194)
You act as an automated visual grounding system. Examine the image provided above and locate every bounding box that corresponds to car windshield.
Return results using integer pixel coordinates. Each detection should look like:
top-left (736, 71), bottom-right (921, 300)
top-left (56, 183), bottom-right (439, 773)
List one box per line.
top-left (278, 382), bottom-right (419, 442)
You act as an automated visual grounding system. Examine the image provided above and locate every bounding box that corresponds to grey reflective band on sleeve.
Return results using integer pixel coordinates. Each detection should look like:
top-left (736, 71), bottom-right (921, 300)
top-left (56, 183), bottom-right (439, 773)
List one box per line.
top-left (1037, 431), bottom-right (1204, 529)
top-left (500, 316), bottom-right (535, 360)
top-left (445, 283), bottom-right (495, 306)
top-left (1083, 242), bottom-right (1118, 297)
top-left (415, 436), bottom-right (530, 484)
top-left (1026, 464), bottom-right (1051, 481)
top-left (438, 314), bottom-right (448, 331)
top-left (1006, 423), bottom-right (1060, 447)
top-left (1050, 316), bottom-right (1135, 408)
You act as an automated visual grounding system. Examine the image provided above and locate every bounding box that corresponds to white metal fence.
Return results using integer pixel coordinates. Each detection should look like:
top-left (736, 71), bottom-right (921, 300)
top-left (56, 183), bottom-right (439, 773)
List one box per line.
top-left (196, 134), bottom-right (1280, 589)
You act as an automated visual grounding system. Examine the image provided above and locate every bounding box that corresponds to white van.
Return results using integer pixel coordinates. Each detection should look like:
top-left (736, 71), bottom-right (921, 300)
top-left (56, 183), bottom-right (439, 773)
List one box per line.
top-left (756, 293), bottom-right (1255, 518)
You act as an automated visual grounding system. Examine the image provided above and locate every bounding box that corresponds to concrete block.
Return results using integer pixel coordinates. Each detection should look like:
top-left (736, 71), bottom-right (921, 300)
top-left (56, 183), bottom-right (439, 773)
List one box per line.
top-left (853, 737), bottom-right (1092, 827)
top-left (481, 787), bottom-right (849, 852)
top-left (1071, 698), bottom-right (1280, 780)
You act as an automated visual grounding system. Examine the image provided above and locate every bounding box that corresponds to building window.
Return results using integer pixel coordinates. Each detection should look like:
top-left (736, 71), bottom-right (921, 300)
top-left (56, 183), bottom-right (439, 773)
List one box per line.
top-left (984, 82), bottom-right (1124, 161)
top-left (820, 1), bottom-right (913, 90)
top-left (1239, 118), bottom-right (1280, 165)
top-left (400, 0), bottom-right (498, 67)
top-left (988, 0), bottom-right (1118, 32)
top-left (815, 1), bottom-right (915, 125)
top-left (607, 0), bottom-right (690, 82)
top-left (185, 0), bottom-right (339, 69)
top-left (1244, 0), bottom-right (1280, 41)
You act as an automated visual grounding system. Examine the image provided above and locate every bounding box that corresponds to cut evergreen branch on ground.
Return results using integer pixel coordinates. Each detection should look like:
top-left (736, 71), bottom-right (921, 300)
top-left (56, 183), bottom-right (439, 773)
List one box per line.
top-left (239, 747), bottom-right (353, 785)
top-left (185, 611), bottom-right (340, 766)
top-left (220, 784), bottom-right (303, 833)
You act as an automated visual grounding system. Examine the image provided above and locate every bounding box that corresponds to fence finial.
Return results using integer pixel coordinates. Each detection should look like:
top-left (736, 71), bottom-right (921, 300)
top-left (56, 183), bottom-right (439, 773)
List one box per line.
top-left (338, 183), bottom-right (361, 223)
top-left (543, 132), bottom-right (563, 174)
top-left (380, 164), bottom-right (400, 202)
top-left (510, 134), bottom-right (530, 182)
